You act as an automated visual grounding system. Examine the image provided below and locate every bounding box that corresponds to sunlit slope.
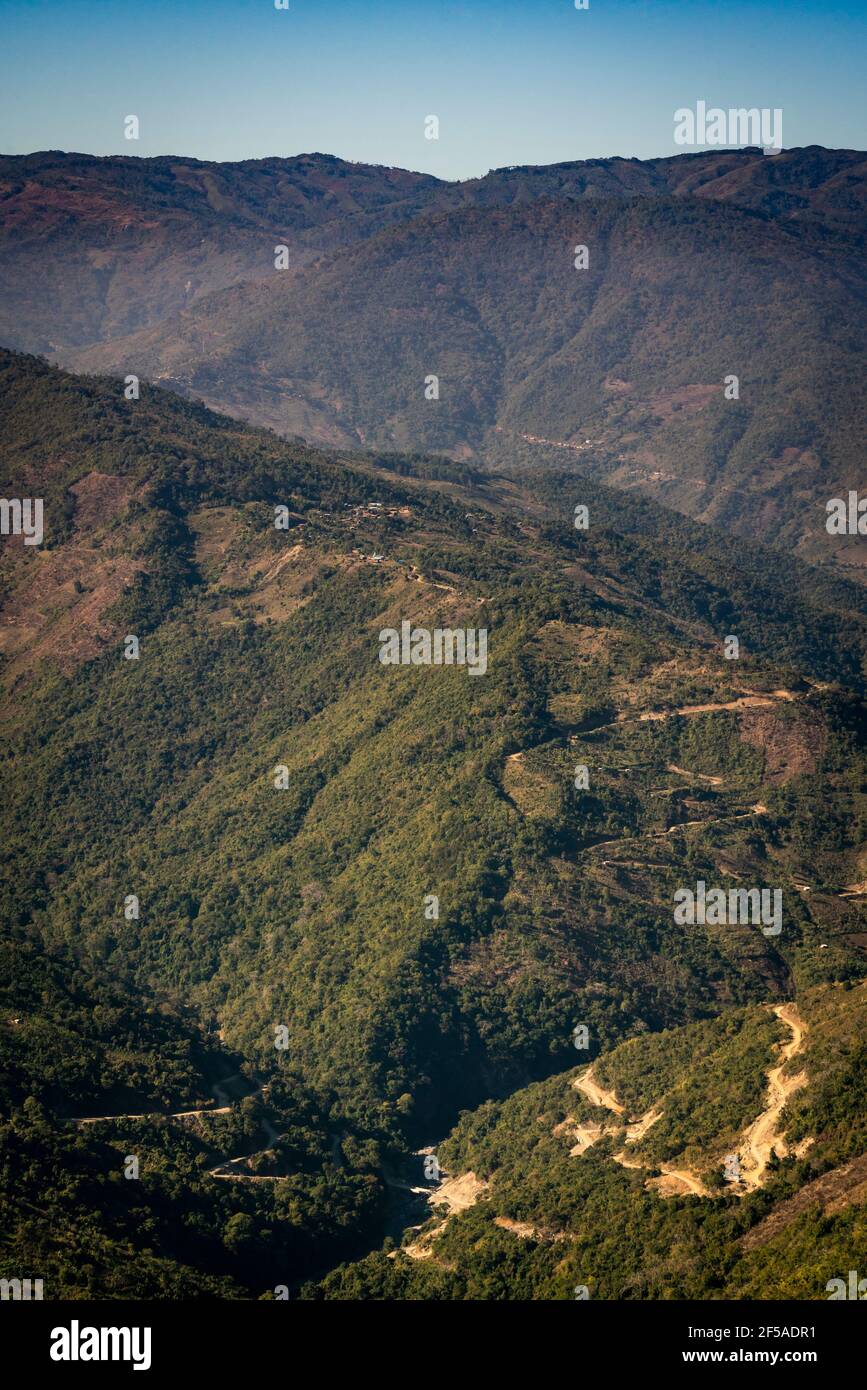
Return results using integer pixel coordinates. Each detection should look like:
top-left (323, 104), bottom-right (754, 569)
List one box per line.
top-left (311, 981), bottom-right (867, 1299)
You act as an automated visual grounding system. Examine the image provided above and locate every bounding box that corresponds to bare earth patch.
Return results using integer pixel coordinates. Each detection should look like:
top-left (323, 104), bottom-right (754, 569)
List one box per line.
top-left (573, 1066), bottom-right (625, 1115)
top-left (432, 1171), bottom-right (488, 1214)
top-left (563, 1003), bottom-right (809, 1204)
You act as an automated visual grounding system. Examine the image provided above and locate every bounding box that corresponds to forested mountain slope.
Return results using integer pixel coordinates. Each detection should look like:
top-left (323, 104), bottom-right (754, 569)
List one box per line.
top-left (3, 145), bottom-right (864, 355)
top-left (1, 350), bottom-right (865, 1297)
top-left (0, 150), bottom-right (441, 353)
top-left (312, 982), bottom-right (867, 1299)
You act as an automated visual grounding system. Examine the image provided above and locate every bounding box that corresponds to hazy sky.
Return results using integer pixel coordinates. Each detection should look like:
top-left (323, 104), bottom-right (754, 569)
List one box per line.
top-left (1, 0), bottom-right (865, 178)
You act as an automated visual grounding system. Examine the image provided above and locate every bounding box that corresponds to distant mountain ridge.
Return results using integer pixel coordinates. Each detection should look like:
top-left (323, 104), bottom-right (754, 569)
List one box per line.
top-left (3, 144), bottom-right (864, 352)
top-left (2, 145), bottom-right (866, 574)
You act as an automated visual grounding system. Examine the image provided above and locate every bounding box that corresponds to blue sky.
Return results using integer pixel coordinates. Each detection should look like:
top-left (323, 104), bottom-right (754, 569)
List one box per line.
top-left (1, 0), bottom-right (865, 178)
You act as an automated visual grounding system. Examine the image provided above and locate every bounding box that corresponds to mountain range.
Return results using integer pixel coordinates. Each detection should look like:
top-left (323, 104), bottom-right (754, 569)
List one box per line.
top-left (2, 145), bottom-right (866, 574)
top-left (2, 131), bottom-right (867, 1303)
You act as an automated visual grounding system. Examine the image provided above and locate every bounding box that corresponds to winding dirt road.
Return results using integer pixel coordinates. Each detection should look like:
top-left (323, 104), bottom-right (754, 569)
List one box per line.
top-left (573, 1066), bottom-right (624, 1114)
top-left (584, 688), bottom-right (797, 735)
top-left (666, 764), bottom-right (724, 786)
top-left (635, 692), bottom-right (795, 723)
top-left (569, 1123), bottom-right (604, 1156)
top-left (737, 1003), bottom-right (808, 1191)
top-left (68, 1075), bottom-right (264, 1128)
top-left (585, 802), bottom-right (768, 856)
top-left (649, 1165), bottom-right (712, 1198)
top-left (71, 1103), bottom-right (233, 1126)
top-left (67, 1082), bottom-right (292, 1182)
top-left (566, 1002), bottom-right (809, 1201)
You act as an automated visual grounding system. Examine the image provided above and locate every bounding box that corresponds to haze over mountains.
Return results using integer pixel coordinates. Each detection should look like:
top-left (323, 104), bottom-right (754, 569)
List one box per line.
top-left (2, 145), bottom-right (866, 574)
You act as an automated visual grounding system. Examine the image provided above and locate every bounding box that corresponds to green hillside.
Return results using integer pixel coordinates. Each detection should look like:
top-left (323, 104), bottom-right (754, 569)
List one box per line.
top-left (1, 350), bottom-right (865, 1298)
top-left (310, 982), bottom-right (867, 1300)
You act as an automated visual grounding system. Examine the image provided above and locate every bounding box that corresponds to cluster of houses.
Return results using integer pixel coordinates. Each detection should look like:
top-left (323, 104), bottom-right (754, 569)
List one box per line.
top-left (343, 500), bottom-right (414, 564)
top-left (342, 501), bottom-right (411, 522)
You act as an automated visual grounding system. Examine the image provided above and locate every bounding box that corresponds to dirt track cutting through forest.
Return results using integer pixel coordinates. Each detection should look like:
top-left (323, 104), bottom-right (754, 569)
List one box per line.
top-left (566, 1003), bottom-right (808, 1200)
top-left (71, 1103), bottom-right (234, 1125)
top-left (737, 1003), bottom-right (808, 1190)
top-left (583, 688), bottom-right (797, 735)
top-left (583, 803), bottom-right (768, 855)
top-left (573, 1066), bottom-right (625, 1114)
